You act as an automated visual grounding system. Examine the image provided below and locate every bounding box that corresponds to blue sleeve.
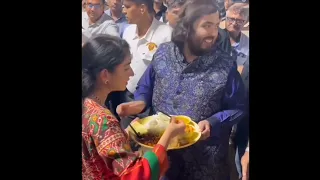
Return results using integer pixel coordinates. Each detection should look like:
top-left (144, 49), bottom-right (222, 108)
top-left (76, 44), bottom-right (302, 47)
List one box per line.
top-left (133, 63), bottom-right (155, 108)
top-left (207, 63), bottom-right (247, 137)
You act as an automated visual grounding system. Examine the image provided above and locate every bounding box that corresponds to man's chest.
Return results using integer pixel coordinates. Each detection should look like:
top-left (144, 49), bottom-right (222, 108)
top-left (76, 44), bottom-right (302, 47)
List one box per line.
top-left (154, 60), bottom-right (230, 99)
top-left (85, 25), bottom-right (106, 36)
top-left (232, 36), bottom-right (249, 66)
top-left (82, 19), bottom-right (105, 35)
top-left (127, 37), bottom-right (165, 70)
top-left (231, 44), bottom-right (248, 65)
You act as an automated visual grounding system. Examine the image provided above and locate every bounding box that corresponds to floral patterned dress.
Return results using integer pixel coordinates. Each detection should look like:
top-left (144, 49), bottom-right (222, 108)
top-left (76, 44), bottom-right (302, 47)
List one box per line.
top-left (82, 98), bottom-right (169, 180)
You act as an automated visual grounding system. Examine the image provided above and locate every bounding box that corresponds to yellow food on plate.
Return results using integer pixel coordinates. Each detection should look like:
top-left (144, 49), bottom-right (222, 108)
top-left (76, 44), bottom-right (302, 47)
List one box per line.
top-left (174, 115), bottom-right (192, 124)
top-left (129, 113), bottom-right (201, 150)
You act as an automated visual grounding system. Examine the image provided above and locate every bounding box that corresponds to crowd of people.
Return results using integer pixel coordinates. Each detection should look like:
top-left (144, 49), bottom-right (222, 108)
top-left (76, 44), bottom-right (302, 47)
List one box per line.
top-left (82, 0), bottom-right (249, 179)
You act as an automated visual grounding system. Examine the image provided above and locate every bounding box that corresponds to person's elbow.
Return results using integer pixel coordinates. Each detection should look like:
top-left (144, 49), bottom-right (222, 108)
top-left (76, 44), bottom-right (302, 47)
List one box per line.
top-left (134, 94), bottom-right (149, 107)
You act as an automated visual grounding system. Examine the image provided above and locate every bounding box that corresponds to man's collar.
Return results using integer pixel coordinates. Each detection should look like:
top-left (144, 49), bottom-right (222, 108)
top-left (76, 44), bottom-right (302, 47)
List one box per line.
top-left (132, 18), bottom-right (159, 41)
top-left (84, 13), bottom-right (109, 27)
top-left (93, 13), bottom-right (108, 26)
top-left (104, 9), bottom-right (126, 22)
top-left (155, 5), bottom-right (167, 17)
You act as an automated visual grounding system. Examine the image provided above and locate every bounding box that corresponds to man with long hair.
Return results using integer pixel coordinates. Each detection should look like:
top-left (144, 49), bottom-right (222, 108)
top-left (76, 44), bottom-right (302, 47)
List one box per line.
top-left (117, 1), bottom-right (246, 179)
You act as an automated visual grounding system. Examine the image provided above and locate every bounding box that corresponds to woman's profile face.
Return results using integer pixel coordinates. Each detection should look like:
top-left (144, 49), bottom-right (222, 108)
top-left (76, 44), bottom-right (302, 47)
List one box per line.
top-left (108, 51), bottom-right (134, 91)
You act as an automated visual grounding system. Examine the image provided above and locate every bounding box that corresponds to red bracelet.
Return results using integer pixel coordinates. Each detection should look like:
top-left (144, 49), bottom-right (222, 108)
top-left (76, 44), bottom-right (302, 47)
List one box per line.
top-left (154, 144), bottom-right (166, 154)
top-left (153, 144), bottom-right (169, 176)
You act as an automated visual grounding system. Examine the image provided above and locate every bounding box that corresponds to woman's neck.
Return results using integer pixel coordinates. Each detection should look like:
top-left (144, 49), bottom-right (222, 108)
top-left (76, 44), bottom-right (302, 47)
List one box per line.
top-left (90, 88), bottom-right (110, 107)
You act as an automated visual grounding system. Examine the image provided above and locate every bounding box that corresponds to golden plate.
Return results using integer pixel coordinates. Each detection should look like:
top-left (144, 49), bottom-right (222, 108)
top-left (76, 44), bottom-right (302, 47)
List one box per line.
top-left (128, 115), bottom-right (201, 150)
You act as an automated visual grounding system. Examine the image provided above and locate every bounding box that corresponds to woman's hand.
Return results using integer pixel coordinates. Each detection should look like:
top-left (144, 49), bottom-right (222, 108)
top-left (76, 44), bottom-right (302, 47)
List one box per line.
top-left (166, 117), bottom-right (187, 137)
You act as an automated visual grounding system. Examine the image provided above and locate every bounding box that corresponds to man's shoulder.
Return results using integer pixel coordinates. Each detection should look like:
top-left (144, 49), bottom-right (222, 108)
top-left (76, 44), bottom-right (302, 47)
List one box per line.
top-left (98, 15), bottom-right (119, 36)
top-left (218, 28), bottom-right (229, 39)
top-left (122, 24), bottom-right (137, 40)
top-left (104, 9), bottom-right (111, 16)
top-left (152, 21), bottom-right (173, 43)
top-left (82, 12), bottom-right (88, 19)
top-left (157, 41), bottom-right (175, 51)
top-left (240, 32), bottom-right (249, 46)
top-left (155, 20), bottom-right (172, 31)
top-left (100, 13), bottom-right (116, 25)
top-left (123, 24), bottom-right (136, 32)
top-left (82, 29), bottom-right (91, 44)
top-left (153, 20), bottom-right (173, 36)
top-left (153, 42), bottom-right (178, 61)
top-left (152, 42), bottom-right (176, 66)
top-left (215, 47), bottom-right (236, 66)
top-left (82, 12), bottom-right (89, 28)
top-left (217, 28), bottom-right (233, 54)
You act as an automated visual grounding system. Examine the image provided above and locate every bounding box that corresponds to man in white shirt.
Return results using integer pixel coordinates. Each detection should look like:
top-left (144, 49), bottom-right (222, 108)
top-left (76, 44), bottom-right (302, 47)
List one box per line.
top-left (82, 0), bottom-right (119, 44)
top-left (122, 0), bottom-right (172, 94)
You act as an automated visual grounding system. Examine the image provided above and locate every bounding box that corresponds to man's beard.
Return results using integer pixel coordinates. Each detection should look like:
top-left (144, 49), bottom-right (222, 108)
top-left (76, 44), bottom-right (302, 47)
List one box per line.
top-left (187, 34), bottom-right (214, 56)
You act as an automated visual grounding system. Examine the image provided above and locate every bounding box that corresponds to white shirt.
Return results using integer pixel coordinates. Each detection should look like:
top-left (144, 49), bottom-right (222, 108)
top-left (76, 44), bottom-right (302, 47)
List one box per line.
top-left (82, 12), bottom-right (119, 44)
top-left (159, 16), bottom-right (164, 22)
top-left (123, 18), bottom-right (172, 93)
top-left (82, 29), bottom-right (91, 45)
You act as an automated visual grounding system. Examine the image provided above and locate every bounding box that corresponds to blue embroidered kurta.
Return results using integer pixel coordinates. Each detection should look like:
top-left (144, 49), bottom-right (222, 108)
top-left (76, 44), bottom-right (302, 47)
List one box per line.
top-left (134, 41), bottom-right (246, 180)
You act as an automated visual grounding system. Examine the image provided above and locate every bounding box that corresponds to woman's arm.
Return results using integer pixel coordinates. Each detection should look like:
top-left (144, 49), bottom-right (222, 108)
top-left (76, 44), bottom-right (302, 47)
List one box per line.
top-left (90, 111), bottom-right (173, 180)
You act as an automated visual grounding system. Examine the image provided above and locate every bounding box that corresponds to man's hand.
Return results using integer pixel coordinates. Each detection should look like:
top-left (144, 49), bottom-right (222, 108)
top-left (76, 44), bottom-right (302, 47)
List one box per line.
top-left (198, 120), bottom-right (211, 140)
top-left (116, 101), bottom-right (146, 117)
top-left (241, 151), bottom-right (249, 180)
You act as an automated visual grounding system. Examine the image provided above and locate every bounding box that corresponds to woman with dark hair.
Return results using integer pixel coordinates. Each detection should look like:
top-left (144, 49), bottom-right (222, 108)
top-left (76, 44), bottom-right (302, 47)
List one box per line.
top-left (82, 34), bottom-right (186, 180)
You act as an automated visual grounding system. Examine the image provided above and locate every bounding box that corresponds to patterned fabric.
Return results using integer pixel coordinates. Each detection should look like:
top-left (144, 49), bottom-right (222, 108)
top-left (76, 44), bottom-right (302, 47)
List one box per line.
top-left (134, 42), bottom-right (246, 180)
top-left (82, 98), bottom-right (169, 180)
top-left (153, 43), bottom-right (233, 180)
top-left (151, 43), bottom-right (234, 120)
top-left (82, 98), bottom-right (136, 179)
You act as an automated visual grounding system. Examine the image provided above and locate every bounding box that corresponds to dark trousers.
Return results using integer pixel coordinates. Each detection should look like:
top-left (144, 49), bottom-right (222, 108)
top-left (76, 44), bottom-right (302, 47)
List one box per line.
top-left (228, 114), bottom-right (249, 180)
top-left (234, 114), bottom-right (249, 179)
top-left (229, 143), bottom-right (240, 180)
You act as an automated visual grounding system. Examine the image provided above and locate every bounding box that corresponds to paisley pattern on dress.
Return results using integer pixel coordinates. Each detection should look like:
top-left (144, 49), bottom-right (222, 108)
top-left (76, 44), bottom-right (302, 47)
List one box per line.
top-left (82, 98), bottom-right (137, 180)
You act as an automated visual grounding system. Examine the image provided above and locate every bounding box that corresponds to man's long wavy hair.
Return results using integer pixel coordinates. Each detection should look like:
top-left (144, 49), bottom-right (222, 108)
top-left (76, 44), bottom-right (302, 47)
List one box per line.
top-left (172, 0), bottom-right (220, 45)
